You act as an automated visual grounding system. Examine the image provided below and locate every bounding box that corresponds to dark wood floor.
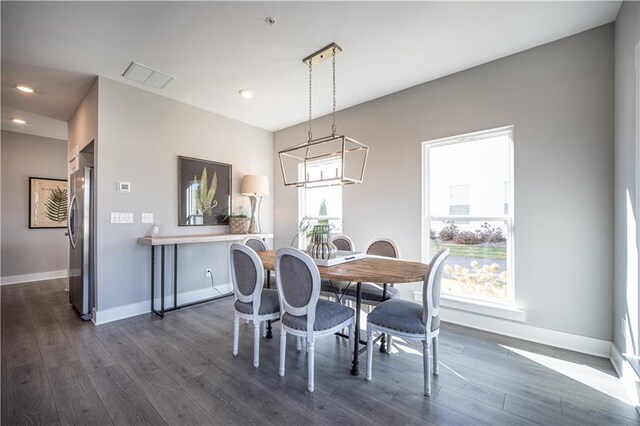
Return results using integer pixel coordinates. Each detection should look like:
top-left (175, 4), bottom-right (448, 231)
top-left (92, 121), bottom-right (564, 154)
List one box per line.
top-left (2, 278), bottom-right (638, 425)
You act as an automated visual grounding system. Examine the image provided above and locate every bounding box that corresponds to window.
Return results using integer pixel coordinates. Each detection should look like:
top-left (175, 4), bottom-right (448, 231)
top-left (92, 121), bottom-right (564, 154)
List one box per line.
top-left (298, 158), bottom-right (343, 248)
top-left (423, 126), bottom-right (514, 304)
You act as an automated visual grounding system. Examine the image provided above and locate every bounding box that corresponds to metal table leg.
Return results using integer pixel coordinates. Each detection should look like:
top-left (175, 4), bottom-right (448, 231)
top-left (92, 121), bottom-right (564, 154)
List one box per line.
top-left (173, 244), bottom-right (178, 310)
top-left (150, 246), bottom-right (155, 312)
top-left (351, 282), bottom-right (362, 376)
top-left (380, 283), bottom-right (388, 353)
top-left (266, 270), bottom-right (273, 339)
top-left (160, 245), bottom-right (165, 318)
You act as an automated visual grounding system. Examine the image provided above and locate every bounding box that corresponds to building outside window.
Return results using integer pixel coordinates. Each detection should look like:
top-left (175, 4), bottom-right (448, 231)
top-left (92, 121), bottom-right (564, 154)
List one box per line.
top-left (423, 126), bottom-right (514, 304)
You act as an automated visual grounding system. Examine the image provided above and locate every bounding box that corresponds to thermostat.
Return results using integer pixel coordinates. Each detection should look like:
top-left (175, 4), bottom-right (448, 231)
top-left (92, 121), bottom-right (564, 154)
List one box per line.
top-left (118, 181), bottom-right (131, 192)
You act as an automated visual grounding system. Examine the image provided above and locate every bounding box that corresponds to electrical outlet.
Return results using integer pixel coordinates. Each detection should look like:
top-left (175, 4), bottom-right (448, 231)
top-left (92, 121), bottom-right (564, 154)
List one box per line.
top-left (110, 212), bottom-right (133, 224)
top-left (205, 268), bottom-right (212, 278)
top-left (141, 213), bottom-right (154, 223)
top-left (622, 316), bottom-right (627, 338)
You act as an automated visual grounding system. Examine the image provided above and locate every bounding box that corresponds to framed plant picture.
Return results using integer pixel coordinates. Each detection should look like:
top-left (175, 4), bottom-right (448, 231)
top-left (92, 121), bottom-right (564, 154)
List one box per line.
top-left (178, 156), bottom-right (231, 226)
top-left (29, 177), bottom-right (68, 229)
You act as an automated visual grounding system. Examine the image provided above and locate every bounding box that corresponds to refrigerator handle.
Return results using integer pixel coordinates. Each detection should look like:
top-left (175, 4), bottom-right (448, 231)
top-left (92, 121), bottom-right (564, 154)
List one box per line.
top-left (68, 193), bottom-right (77, 249)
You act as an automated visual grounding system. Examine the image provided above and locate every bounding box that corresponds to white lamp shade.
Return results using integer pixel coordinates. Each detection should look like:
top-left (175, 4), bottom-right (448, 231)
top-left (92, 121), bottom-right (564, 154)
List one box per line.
top-left (241, 175), bottom-right (269, 196)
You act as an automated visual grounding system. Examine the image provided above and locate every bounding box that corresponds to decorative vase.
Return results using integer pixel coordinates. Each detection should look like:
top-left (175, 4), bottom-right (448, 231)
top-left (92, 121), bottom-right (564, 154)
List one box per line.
top-left (306, 224), bottom-right (338, 259)
top-left (229, 217), bottom-right (248, 234)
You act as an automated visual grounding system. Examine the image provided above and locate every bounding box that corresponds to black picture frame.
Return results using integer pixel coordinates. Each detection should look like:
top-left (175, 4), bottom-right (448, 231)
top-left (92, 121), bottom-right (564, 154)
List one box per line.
top-left (29, 176), bottom-right (68, 229)
top-left (178, 156), bottom-right (231, 226)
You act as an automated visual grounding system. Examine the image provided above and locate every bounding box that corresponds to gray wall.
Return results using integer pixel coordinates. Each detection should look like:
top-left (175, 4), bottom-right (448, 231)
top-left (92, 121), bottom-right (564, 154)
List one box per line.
top-left (96, 77), bottom-right (273, 312)
top-left (274, 25), bottom-right (614, 340)
top-left (613, 1), bottom-right (640, 356)
top-left (1, 130), bottom-right (68, 278)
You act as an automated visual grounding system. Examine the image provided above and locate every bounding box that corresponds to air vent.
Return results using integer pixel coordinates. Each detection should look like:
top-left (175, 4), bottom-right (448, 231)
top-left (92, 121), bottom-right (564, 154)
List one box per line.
top-left (122, 61), bottom-right (174, 89)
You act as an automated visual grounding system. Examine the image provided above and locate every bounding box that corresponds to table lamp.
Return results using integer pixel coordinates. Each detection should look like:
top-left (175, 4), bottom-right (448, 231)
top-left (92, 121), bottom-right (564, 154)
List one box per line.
top-left (241, 175), bottom-right (269, 234)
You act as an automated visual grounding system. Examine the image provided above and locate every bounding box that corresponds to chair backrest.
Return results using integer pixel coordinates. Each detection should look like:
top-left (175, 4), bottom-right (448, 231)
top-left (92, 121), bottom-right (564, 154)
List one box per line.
top-left (230, 244), bottom-right (265, 314)
top-left (422, 248), bottom-right (449, 329)
top-left (364, 238), bottom-right (401, 258)
top-left (275, 247), bottom-right (320, 336)
top-left (242, 236), bottom-right (268, 252)
top-left (331, 235), bottom-right (354, 251)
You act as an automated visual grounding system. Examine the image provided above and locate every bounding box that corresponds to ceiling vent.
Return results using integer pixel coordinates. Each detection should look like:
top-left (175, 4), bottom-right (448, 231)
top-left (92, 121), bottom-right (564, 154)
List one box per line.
top-left (122, 61), bottom-right (174, 89)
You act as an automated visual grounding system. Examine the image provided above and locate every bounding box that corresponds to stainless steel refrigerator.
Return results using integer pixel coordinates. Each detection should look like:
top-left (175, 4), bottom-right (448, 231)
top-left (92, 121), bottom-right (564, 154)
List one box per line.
top-left (66, 163), bottom-right (94, 320)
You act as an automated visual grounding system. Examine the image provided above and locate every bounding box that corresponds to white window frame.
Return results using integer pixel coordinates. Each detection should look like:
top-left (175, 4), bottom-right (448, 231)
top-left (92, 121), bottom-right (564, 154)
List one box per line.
top-left (421, 125), bottom-right (516, 306)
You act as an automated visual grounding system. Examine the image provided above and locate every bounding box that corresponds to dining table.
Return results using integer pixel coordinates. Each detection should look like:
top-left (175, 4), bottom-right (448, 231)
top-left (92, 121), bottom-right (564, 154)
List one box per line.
top-left (256, 250), bottom-right (429, 376)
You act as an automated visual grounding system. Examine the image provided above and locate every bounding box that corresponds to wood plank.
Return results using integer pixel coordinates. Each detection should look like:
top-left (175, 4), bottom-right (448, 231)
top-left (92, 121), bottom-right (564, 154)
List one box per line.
top-left (137, 232), bottom-right (273, 246)
top-left (5, 361), bottom-right (60, 425)
top-left (45, 360), bottom-right (112, 425)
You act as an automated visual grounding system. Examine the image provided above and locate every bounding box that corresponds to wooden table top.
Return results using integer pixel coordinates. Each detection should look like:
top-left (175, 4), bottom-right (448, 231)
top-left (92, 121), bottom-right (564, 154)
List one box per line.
top-left (257, 250), bottom-right (429, 284)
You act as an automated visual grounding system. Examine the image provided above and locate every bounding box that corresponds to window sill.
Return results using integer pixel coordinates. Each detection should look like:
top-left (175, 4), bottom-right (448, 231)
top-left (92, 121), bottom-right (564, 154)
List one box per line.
top-left (413, 292), bottom-right (526, 322)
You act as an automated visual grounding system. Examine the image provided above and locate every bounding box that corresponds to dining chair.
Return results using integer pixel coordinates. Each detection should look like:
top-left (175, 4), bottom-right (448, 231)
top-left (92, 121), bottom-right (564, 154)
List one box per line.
top-left (320, 235), bottom-right (355, 300)
top-left (242, 236), bottom-right (269, 252)
top-left (365, 248), bottom-right (449, 396)
top-left (230, 243), bottom-right (280, 368)
top-left (275, 247), bottom-right (355, 392)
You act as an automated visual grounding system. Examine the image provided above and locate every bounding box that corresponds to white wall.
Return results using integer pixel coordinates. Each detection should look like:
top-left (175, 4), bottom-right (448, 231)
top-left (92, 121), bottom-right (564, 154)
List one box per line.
top-left (274, 25), bottom-right (614, 341)
top-left (1, 130), bottom-right (68, 282)
top-left (95, 77), bottom-right (273, 316)
top-left (613, 0), bottom-right (640, 357)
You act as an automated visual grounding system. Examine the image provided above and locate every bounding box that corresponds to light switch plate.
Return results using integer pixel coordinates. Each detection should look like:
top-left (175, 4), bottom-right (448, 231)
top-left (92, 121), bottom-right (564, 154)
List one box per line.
top-left (141, 213), bottom-right (154, 224)
top-left (111, 212), bottom-right (134, 224)
top-left (117, 181), bottom-right (131, 192)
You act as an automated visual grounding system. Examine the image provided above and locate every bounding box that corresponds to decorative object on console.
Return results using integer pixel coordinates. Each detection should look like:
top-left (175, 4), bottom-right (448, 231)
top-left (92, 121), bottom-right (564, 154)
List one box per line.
top-left (228, 206), bottom-right (249, 234)
top-left (306, 224), bottom-right (338, 260)
top-left (241, 175), bottom-right (269, 234)
top-left (29, 177), bottom-right (68, 229)
top-left (278, 43), bottom-right (369, 188)
top-left (178, 156), bottom-right (231, 226)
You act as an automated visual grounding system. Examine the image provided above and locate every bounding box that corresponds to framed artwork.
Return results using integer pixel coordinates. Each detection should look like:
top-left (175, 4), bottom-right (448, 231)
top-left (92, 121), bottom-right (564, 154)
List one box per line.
top-left (29, 177), bottom-right (68, 229)
top-left (178, 156), bottom-right (231, 226)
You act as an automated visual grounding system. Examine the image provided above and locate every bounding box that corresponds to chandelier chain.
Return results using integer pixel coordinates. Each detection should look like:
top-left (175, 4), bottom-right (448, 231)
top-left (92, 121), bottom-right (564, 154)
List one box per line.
top-left (308, 59), bottom-right (313, 142)
top-left (332, 47), bottom-right (337, 135)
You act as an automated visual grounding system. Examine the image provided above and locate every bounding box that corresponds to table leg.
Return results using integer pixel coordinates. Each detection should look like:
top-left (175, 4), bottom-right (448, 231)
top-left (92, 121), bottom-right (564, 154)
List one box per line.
top-left (151, 246), bottom-right (155, 312)
top-left (351, 281), bottom-right (362, 376)
top-left (160, 245), bottom-right (165, 318)
top-left (380, 283), bottom-right (388, 353)
top-left (266, 270), bottom-right (273, 339)
top-left (173, 244), bottom-right (178, 310)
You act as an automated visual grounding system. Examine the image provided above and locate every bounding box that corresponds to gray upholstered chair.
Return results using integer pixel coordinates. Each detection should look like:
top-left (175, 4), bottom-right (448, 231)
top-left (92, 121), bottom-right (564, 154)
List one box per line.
top-left (275, 247), bottom-right (355, 392)
top-left (319, 235), bottom-right (355, 299)
top-left (366, 248), bottom-right (449, 396)
top-left (230, 244), bottom-right (280, 368)
top-left (242, 236), bottom-right (269, 252)
top-left (340, 238), bottom-right (402, 305)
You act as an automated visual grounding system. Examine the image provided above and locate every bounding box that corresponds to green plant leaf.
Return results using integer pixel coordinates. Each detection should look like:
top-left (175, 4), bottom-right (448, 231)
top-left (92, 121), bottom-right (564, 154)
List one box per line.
top-left (44, 187), bottom-right (68, 222)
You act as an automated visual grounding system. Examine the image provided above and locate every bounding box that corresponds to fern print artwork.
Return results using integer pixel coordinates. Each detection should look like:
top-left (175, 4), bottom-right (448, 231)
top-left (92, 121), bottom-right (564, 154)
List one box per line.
top-left (29, 177), bottom-right (68, 229)
top-left (179, 157), bottom-right (231, 226)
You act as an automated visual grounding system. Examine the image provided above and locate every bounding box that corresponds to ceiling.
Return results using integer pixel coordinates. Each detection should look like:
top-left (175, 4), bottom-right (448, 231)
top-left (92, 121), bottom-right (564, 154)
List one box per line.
top-left (1, 1), bottom-right (621, 133)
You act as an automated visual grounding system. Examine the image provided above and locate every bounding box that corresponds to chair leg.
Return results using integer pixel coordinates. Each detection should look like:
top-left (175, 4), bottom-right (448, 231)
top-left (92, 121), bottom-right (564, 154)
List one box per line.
top-left (366, 325), bottom-right (373, 381)
top-left (262, 321), bottom-right (267, 338)
top-left (348, 324), bottom-right (354, 354)
top-left (307, 338), bottom-right (315, 392)
top-left (232, 313), bottom-right (239, 356)
top-left (296, 336), bottom-right (302, 352)
top-left (279, 328), bottom-right (286, 377)
top-left (253, 321), bottom-right (261, 368)
top-left (387, 335), bottom-right (393, 354)
top-left (423, 339), bottom-right (432, 396)
top-left (433, 335), bottom-right (439, 376)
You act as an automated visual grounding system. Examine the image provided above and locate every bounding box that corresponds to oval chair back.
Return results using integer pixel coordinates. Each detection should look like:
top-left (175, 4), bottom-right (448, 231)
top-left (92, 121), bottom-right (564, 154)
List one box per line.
top-left (230, 244), bottom-right (265, 312)
top-left (331, 235), bottom-right (354, 251)
top-left (422, 248), bottom-right (450, 331)
top-left (364, 238), bottom-right (401, 258)
top-left (242, 236), bottom-right (268, 252)
top-left (275, 248), bottom-right (321, 337)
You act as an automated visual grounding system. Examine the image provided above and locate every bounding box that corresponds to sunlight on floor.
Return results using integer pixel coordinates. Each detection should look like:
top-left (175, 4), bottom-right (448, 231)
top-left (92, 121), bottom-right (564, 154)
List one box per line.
top-left (393, 339), bottom-right (471, 382)
top-left (501, 344), bottom-right (632, 406)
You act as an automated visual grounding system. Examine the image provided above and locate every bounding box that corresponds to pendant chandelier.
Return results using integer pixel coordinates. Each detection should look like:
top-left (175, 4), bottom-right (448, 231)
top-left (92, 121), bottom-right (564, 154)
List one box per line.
top-left (278, 43), bottom-right (369, 188)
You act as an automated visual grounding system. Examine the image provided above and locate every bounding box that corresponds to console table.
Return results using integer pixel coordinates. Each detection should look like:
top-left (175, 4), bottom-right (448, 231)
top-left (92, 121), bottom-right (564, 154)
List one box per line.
top-left (137, 233), bottom-right (273, 318)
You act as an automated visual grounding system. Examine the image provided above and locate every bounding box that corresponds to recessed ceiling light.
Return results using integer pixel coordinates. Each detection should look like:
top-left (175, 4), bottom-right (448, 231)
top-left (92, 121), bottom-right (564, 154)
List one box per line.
top-left (15, 85), bottom-right (34, 93)
top-left (12, 118), bottom-right (27, 125)
top-left (239, 89), bottom-right (253, 99)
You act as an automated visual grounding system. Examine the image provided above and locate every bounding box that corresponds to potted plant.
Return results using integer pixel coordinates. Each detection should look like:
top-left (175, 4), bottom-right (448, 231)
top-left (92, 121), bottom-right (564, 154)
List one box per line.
top-left (228, 206), bottom-right (249, 234)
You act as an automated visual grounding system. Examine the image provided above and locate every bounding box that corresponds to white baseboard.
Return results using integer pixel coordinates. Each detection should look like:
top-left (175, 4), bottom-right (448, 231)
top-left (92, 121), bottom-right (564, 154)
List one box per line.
top-left (611, 344), bottom-right (640, 411)
top-left (439, 306), bottom-right (612, 357)
top-left (1, 270), bottom-right (68, 285)
top-left (94, 283), bottom-right (233, 325)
